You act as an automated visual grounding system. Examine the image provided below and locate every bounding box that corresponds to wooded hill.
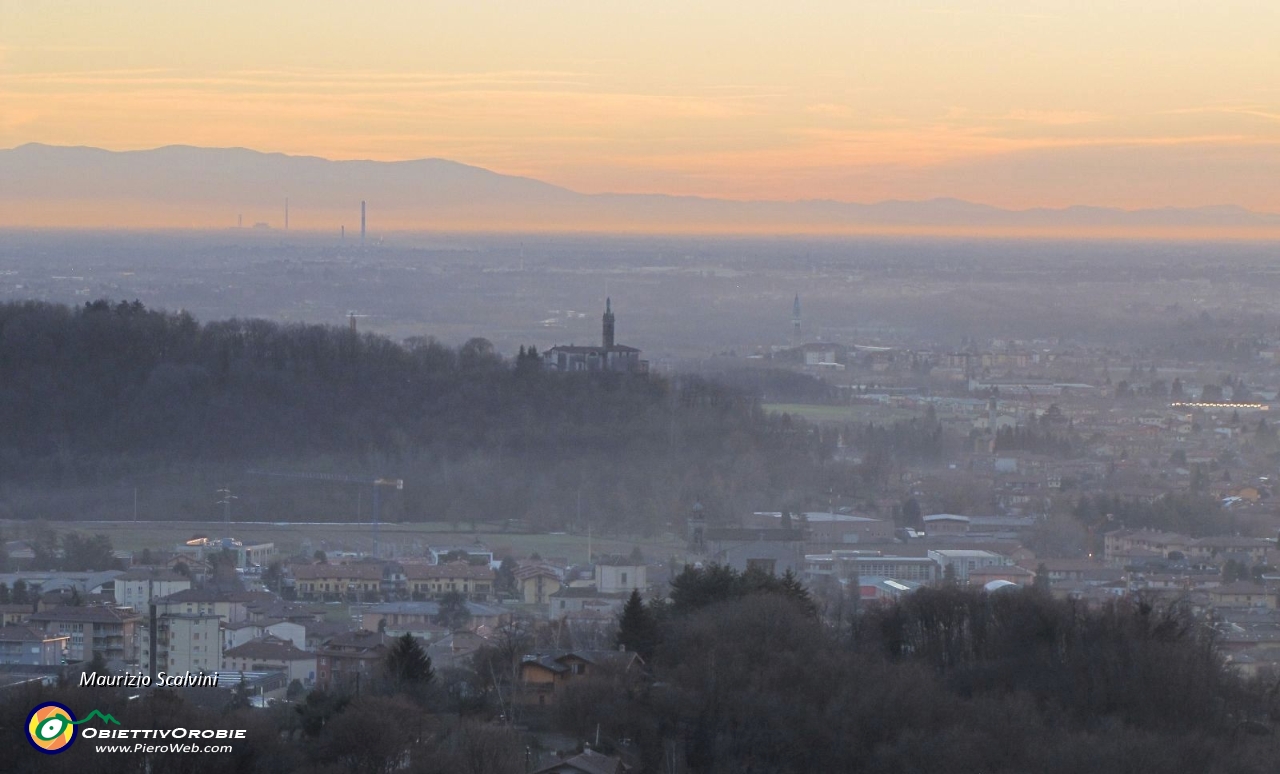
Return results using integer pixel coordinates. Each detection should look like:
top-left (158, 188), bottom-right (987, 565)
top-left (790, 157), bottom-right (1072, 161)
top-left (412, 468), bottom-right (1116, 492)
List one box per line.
top-left (0, 300), bottom-right (837, 529)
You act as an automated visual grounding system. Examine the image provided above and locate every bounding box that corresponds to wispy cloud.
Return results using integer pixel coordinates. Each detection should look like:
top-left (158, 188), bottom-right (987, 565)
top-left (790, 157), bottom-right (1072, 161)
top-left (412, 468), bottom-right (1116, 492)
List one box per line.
top-left (997, 109), bottom-right (1108, 126)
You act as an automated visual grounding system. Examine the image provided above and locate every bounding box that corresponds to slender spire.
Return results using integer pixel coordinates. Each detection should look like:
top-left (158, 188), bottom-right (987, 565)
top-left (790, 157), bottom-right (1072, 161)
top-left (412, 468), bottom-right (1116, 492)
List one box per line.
top-left (602, 297), bottom-right (616, 349)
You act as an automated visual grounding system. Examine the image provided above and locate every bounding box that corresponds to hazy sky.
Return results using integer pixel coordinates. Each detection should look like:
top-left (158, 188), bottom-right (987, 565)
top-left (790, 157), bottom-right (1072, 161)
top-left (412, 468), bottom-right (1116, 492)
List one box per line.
top-left (3, 1), bottom-right (1280, 211)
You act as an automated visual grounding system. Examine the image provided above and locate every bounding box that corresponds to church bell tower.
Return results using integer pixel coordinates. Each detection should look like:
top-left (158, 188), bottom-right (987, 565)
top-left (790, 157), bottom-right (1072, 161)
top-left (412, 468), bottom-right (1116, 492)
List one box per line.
top-left (603, 297), bottom-right (616, 349)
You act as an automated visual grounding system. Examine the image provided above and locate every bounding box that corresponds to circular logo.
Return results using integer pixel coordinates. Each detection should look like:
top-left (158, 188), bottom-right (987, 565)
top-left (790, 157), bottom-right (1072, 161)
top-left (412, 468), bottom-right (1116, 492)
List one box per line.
top-left (26, 702), bottom-right (77, 754)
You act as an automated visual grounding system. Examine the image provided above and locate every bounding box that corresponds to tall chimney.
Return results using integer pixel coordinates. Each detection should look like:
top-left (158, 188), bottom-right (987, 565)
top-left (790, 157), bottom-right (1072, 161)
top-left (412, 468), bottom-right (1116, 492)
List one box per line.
top-left (361, 201), bottom-right (366, 240)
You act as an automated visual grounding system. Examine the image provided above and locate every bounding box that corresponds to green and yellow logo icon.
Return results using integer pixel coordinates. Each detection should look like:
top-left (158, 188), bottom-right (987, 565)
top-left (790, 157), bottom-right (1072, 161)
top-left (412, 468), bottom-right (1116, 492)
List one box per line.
top-left (25, 704), bottom-right (118, 754)
top-left (27, 702), bottom-right (77, 754)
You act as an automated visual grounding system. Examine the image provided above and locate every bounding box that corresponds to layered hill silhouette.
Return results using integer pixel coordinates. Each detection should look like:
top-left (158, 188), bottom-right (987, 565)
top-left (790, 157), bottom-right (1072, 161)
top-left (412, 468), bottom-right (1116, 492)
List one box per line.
top-left (4, 143), bottom-right (1279, 236)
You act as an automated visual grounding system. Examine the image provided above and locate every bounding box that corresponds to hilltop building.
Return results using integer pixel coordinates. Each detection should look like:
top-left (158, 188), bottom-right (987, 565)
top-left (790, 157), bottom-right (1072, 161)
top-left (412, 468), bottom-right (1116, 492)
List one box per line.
top-left (543, 299), bottom-right (646, 373)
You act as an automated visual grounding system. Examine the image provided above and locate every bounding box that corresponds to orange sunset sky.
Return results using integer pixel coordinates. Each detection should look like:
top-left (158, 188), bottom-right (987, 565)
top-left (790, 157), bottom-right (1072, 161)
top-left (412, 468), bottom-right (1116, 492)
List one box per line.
top-left (3, 1), bottom-right (1280, 213)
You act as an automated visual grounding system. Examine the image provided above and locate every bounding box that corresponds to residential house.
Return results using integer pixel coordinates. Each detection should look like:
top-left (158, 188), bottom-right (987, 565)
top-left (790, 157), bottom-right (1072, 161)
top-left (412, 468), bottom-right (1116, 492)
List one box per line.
top-left (316, 630), bottom-right (391, 691)
top-left (596, 560), bottom-right (646, 594)
top-left (291, 563), bottom-right (384, 600)
top-left (1104, 529), bottom-right (1190, 562)
top-left (517, 650), bottom-right (643, 707)
top-left (1210, 582), bottom-right (1277, 610)
top-left (222, 635), bottom-right (317, 686)
top-left (514, 565), bottom-right (563, 605)
top-left (28, 606), bottom-right (141, 663)
top-left (0, 604), bottom-right (34, 626)
top-left (426, 630), bottom-right (489, 670)
top-left (1019, 559), bottom-right (1124, 587)
top-left (547, 588), bottom-right (631, 621)
top-left (113, 569), bottom-right (191, 612)
top-left (141, 613), bottom-right (221, 674)
top-left (404, 562), bottom-right (495, 601)
top-left (0, 624), bottom-right (69, 666)
top-left (360, 601), bottom-right (511, 633)
top-left (1105, 547), bottom-right (1167, 570)
top-left (1188, 537), bottom-right (1273, 566)
top-left (222, 618), bottom-right (307, 652)
top-left (152, 589), bottom-right (273, 625)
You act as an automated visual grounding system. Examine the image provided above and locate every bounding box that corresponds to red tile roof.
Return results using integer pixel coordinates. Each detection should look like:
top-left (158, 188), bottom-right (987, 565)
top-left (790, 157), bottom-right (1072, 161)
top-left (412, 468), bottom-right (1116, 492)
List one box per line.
top-left (404, 561), bottom-right (495, 581)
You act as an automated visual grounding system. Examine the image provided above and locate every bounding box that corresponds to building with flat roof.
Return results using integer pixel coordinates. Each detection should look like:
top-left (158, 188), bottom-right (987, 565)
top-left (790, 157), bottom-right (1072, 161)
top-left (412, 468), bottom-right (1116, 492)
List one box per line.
top-left (923, 514), bottom-right (971, 536)
top-left (703, 527), bottom-right (806, 577)
top-left (806, 551), bottom-right (940, 584)
top-left (751, 511), bottom-right (893, 545)
top-left (928, 549), bottom-right (1011, 583)
top-left (175, 537), bottom-right (277, 569)
top-left (114, 568), bottom-right (191, 613)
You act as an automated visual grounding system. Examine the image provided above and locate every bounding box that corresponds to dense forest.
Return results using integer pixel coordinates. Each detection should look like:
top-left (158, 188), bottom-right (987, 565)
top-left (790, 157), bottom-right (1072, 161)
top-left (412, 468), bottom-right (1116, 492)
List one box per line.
top-left (9, 582), bottom-right (1280, 773)
top-left (0, 300), bottom-right (843, 530)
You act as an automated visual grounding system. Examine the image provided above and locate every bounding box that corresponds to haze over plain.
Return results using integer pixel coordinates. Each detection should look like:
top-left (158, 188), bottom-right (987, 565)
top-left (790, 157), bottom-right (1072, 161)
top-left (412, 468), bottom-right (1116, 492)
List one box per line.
top-left (3, 1), bottom-right (1280, 235)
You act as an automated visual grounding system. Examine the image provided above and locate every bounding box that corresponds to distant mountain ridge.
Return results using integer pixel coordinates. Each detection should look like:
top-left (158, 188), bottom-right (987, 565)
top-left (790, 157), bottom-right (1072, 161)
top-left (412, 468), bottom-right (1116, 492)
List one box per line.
top-left (3, 142), bottom-right (1279, 234)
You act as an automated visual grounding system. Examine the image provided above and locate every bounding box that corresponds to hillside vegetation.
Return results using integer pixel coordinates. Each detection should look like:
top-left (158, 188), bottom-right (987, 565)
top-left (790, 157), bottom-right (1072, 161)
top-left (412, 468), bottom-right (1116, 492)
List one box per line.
top-left (0, 300), bottom-right (834, 530)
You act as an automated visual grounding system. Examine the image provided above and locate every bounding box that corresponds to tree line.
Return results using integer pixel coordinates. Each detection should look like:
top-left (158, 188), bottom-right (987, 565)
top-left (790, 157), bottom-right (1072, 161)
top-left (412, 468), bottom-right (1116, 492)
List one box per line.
top-left (1071, 492), bottom-right (1231, 536)
top-left (14, 578), bottom-right (1278, 773)
top-left (0, 300), bottom-right (838, 532)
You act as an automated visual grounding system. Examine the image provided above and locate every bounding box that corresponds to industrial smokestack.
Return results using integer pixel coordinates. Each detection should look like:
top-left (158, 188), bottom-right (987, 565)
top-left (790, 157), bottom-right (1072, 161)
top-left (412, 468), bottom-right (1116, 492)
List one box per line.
top-left (361, 201), bottom-right (366, 240)
top-left (285, 197), bottom-right (289, 230)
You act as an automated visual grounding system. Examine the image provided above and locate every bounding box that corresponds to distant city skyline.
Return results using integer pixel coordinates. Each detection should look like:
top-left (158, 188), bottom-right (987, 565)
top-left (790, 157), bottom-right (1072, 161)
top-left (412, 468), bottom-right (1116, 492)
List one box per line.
top-left (3, 1), bottom-right (1279, 221)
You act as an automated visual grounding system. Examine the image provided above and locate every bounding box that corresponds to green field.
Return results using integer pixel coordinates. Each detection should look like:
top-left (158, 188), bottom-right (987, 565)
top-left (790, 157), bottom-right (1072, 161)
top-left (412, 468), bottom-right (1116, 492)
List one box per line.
top-left (2, 519), bottom-right (687, 564)
top-left (763, 403), bottom-right (922, 424)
